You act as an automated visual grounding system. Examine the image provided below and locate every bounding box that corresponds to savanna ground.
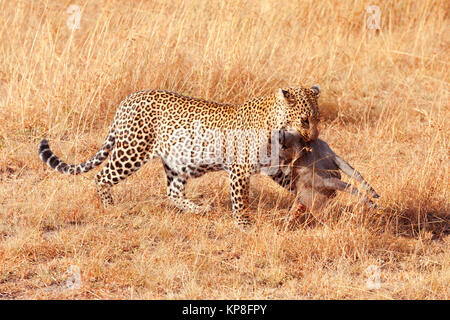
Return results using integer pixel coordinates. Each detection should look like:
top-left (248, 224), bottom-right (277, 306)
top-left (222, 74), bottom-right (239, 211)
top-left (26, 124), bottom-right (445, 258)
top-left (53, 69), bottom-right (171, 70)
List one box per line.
top-left (0, 0), bottom-right (448, 299)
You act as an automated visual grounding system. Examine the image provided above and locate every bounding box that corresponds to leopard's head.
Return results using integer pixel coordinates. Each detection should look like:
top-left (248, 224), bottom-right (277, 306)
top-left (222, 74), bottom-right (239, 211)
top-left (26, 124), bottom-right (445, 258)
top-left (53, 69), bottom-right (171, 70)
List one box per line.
top-left (275, 85), bottom-right (321, 142)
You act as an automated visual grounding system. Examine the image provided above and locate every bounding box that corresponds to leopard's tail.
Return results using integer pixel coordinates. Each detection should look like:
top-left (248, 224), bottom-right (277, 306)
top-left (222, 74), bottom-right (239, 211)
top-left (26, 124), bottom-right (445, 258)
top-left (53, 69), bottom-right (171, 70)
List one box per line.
top-left (38, 128), bottom-right (116, 175)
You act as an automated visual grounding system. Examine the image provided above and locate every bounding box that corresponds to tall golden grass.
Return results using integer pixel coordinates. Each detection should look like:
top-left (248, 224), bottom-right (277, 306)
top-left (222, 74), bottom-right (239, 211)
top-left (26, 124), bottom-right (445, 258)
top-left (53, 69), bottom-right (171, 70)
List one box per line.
top-left (0, 0), bottom-right (448, 299)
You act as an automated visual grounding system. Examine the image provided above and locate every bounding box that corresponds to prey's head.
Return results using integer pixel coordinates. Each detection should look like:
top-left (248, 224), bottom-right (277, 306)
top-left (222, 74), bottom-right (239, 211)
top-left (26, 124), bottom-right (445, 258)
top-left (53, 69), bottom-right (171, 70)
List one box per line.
top-left (278, 130), bottom-right (310, 164)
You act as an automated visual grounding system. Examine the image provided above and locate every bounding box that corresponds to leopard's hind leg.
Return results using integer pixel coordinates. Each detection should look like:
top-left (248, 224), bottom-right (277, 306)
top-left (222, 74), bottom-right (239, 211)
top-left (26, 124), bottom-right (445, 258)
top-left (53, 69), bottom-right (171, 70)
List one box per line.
top-left (95, 136), bottom-right (154, 207)
top-left (162, 163), bottom-right (203, 213)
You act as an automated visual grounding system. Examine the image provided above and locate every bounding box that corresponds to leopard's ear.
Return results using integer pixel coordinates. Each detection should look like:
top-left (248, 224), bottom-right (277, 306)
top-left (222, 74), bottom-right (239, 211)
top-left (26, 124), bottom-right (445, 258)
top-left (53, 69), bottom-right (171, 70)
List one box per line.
top-left (276, 88), bottom-right (294, 102)
top-left (310, 85), bottom-right (320, 97)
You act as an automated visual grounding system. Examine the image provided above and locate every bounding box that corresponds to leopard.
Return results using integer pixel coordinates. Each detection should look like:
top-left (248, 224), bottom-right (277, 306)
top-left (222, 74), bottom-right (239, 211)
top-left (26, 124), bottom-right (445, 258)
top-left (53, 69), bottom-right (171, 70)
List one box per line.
top-left (38, 85), bottom-right (321, 227)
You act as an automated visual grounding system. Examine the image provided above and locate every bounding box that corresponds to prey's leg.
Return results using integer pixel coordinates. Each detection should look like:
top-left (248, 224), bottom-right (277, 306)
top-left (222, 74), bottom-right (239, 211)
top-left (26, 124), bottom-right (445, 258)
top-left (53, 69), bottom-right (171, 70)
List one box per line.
top-left (333, 155), bottom-right (379, 199)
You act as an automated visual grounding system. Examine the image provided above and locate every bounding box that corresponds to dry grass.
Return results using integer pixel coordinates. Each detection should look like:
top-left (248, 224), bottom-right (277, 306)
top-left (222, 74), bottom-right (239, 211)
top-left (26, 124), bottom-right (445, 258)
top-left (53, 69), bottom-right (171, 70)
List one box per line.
top-left (0, 0), bottom-right (449, 299)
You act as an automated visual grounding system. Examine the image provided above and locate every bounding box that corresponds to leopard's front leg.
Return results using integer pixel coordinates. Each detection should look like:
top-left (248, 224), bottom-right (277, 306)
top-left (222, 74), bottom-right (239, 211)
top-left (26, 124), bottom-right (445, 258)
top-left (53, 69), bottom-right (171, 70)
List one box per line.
top-left (228, 164), bottom-right (253, 228)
